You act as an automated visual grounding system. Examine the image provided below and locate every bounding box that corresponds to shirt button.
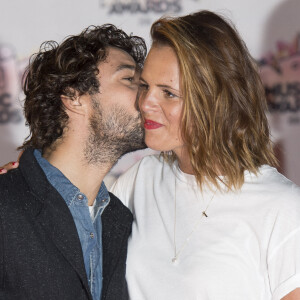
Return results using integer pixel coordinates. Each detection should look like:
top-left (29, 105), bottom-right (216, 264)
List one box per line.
top-left (90, 232), bottom-right (94, 239)
top-left (101, 199), bottom-right (106, 203)
top-left (77, 194), bottom-right (84, 200)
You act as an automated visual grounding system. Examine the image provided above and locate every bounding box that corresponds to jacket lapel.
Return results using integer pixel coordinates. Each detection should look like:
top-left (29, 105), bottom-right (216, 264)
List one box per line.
top-left (101, 193), bottom-right (133, 299)
top-left (35, 193), bottom-right (91, 296)
top-left (19, 149), bottom-right (92, 299)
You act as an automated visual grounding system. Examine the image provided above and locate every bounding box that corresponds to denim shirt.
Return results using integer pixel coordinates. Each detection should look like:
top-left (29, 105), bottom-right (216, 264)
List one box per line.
top-left (34, 150), bottom-right (110, 300)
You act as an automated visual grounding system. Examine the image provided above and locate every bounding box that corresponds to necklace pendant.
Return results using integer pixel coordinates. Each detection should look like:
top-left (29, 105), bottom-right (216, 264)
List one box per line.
top-left (202, 211), bottom-right (208, 217)
top-left (172, 257), bottom-right (177, 263)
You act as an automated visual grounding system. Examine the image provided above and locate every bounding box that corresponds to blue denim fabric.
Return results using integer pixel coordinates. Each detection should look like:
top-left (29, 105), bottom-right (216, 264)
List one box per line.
top-left (34, 150), bottom-right (109, 300)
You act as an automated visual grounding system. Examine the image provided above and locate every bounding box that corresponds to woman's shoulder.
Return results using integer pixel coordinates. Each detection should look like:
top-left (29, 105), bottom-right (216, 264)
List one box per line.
top-left (246, 165), bottom-right (299, 191)
top-left (129, 154), bottom-right (167, 174)
top-left (138, 153), bottom-right (164, 167)
top-left (247, 165), bottom-right (300, 215)
top-left (109, 154), bottom-right (165, 205)
top-left (122, 154), bottom-right (163, 178)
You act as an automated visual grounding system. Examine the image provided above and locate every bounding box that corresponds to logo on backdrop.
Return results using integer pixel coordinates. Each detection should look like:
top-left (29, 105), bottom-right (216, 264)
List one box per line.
top-left (100, 0), bottom-right (181, 14)
top-left (0, 45), bottom-right (25, 125)
top-left (259, 34), bottom-right (300, 123)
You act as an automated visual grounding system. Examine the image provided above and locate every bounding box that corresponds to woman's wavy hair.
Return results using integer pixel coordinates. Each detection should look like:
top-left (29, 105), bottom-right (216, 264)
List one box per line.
top-left (151, 10), bottom-right (277, 190)
top-left (20, 24), bottom-right (146, 151)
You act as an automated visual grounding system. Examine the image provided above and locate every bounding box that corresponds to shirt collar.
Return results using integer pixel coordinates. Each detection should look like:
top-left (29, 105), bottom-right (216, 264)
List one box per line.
top-left (33, 149), bottom-right (109, 207)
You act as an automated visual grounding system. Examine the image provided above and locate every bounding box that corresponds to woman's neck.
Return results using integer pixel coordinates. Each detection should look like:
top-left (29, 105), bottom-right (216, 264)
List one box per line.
top-left (174, 146), bottom-right (195, 175)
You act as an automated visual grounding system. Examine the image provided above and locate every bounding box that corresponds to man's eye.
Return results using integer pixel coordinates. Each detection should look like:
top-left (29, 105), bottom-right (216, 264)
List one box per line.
top-left (124, 77), bottom-right (134, 82)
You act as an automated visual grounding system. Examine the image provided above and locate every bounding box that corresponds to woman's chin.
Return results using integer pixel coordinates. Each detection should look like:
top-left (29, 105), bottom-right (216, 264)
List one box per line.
top-left (145, 142), bottom-right (172, 153)
top-left (145, 144), bottom-right (163, 151)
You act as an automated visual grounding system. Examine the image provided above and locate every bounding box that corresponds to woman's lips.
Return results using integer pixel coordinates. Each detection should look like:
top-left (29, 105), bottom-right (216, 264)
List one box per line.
top-left (144, 119), bottom-right (163, 130)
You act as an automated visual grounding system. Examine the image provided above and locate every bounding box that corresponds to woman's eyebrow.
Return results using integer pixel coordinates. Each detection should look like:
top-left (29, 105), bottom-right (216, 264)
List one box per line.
top-left (139, 77), bottom-right (181, 94)
top-left (156, 84), bottom-right (180, 92)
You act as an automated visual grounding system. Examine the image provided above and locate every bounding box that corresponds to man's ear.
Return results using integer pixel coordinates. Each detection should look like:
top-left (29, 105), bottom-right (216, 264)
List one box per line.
top-left (61, 93), bottom-right (87, 116)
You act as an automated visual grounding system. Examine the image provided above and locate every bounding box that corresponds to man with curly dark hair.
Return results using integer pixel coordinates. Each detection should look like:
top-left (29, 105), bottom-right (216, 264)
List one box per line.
top-left (0, 24), bottom-right (147, 300)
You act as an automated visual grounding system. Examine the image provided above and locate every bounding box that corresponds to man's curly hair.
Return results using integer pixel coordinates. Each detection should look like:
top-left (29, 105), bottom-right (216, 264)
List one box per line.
top-left (20, 24), bottom-right (147, 151)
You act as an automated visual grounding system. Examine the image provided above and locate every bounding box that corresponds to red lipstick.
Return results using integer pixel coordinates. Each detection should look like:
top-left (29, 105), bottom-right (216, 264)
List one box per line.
top-left (144, 119), bottom-right (163, 130)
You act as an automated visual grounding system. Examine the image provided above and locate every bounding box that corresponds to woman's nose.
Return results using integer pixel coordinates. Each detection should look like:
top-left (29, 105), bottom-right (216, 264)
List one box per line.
top-left (138, 89), bottom-right (159, 112)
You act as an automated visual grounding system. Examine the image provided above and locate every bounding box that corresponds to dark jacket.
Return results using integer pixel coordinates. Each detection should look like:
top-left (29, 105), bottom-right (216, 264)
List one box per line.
top-left (0, 148), bottom-right (133, 300)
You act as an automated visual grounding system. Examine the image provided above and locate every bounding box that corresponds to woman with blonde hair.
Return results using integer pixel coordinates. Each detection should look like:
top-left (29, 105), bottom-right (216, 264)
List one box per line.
top-left (111, 10), bottom-right (300, 300)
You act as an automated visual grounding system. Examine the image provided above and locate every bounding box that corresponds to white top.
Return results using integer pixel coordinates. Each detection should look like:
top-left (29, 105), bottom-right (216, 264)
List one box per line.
top-left (111, 155), bottom-right (300, 300)
top-left (88, 201), bottom-right (96, 218)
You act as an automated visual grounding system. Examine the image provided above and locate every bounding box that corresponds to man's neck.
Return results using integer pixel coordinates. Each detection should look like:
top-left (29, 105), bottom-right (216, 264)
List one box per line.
top-left (43, 143), bottom-right (113, 206)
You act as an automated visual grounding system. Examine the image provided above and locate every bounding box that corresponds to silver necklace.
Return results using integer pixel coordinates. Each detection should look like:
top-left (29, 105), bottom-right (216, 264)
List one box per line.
top-left (172, 176), bottom-right (217, 263)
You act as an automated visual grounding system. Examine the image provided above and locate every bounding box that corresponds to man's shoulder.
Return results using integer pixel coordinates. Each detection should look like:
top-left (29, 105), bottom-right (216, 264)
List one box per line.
top-left (0, 150), bottom-right (46, 213)
top-left (0, 167), bottom-right (20, 183)
top-left (0, 168), bottom-right (27, 196)
top-left (0, 168), bottom-right (33, 217)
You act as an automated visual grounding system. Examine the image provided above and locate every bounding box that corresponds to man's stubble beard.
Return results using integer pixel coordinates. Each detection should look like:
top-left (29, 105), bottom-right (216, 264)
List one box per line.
top-left (84, 100), bottom-right (146, 165)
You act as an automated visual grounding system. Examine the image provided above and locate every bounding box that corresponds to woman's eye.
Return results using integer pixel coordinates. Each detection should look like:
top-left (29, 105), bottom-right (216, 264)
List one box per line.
top-left (139, 83), bottom-right (148, 90)
top-left (163, 89), bottom-right (176, 98)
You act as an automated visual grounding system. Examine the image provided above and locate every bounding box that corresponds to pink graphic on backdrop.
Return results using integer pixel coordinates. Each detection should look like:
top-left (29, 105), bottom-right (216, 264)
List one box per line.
top-left (0, 45), bottom-right (27, 125)
top-left (259, 34), bottom-right (300, 176)
top-left (260, 34), bottom-right (300, 115)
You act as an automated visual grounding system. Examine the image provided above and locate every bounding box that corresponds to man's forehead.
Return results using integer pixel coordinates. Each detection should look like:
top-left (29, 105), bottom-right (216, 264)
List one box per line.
top-left (104, 46), bottom-right (136, 68)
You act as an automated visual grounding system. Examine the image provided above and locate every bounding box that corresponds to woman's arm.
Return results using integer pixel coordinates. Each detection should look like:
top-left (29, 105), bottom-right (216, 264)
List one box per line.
top-left (0, 161), bottom-right (18, 173)
top-left (282, 288), bottom-right (300, 300)
top-left (0, 151), bottom-right (22, 173)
